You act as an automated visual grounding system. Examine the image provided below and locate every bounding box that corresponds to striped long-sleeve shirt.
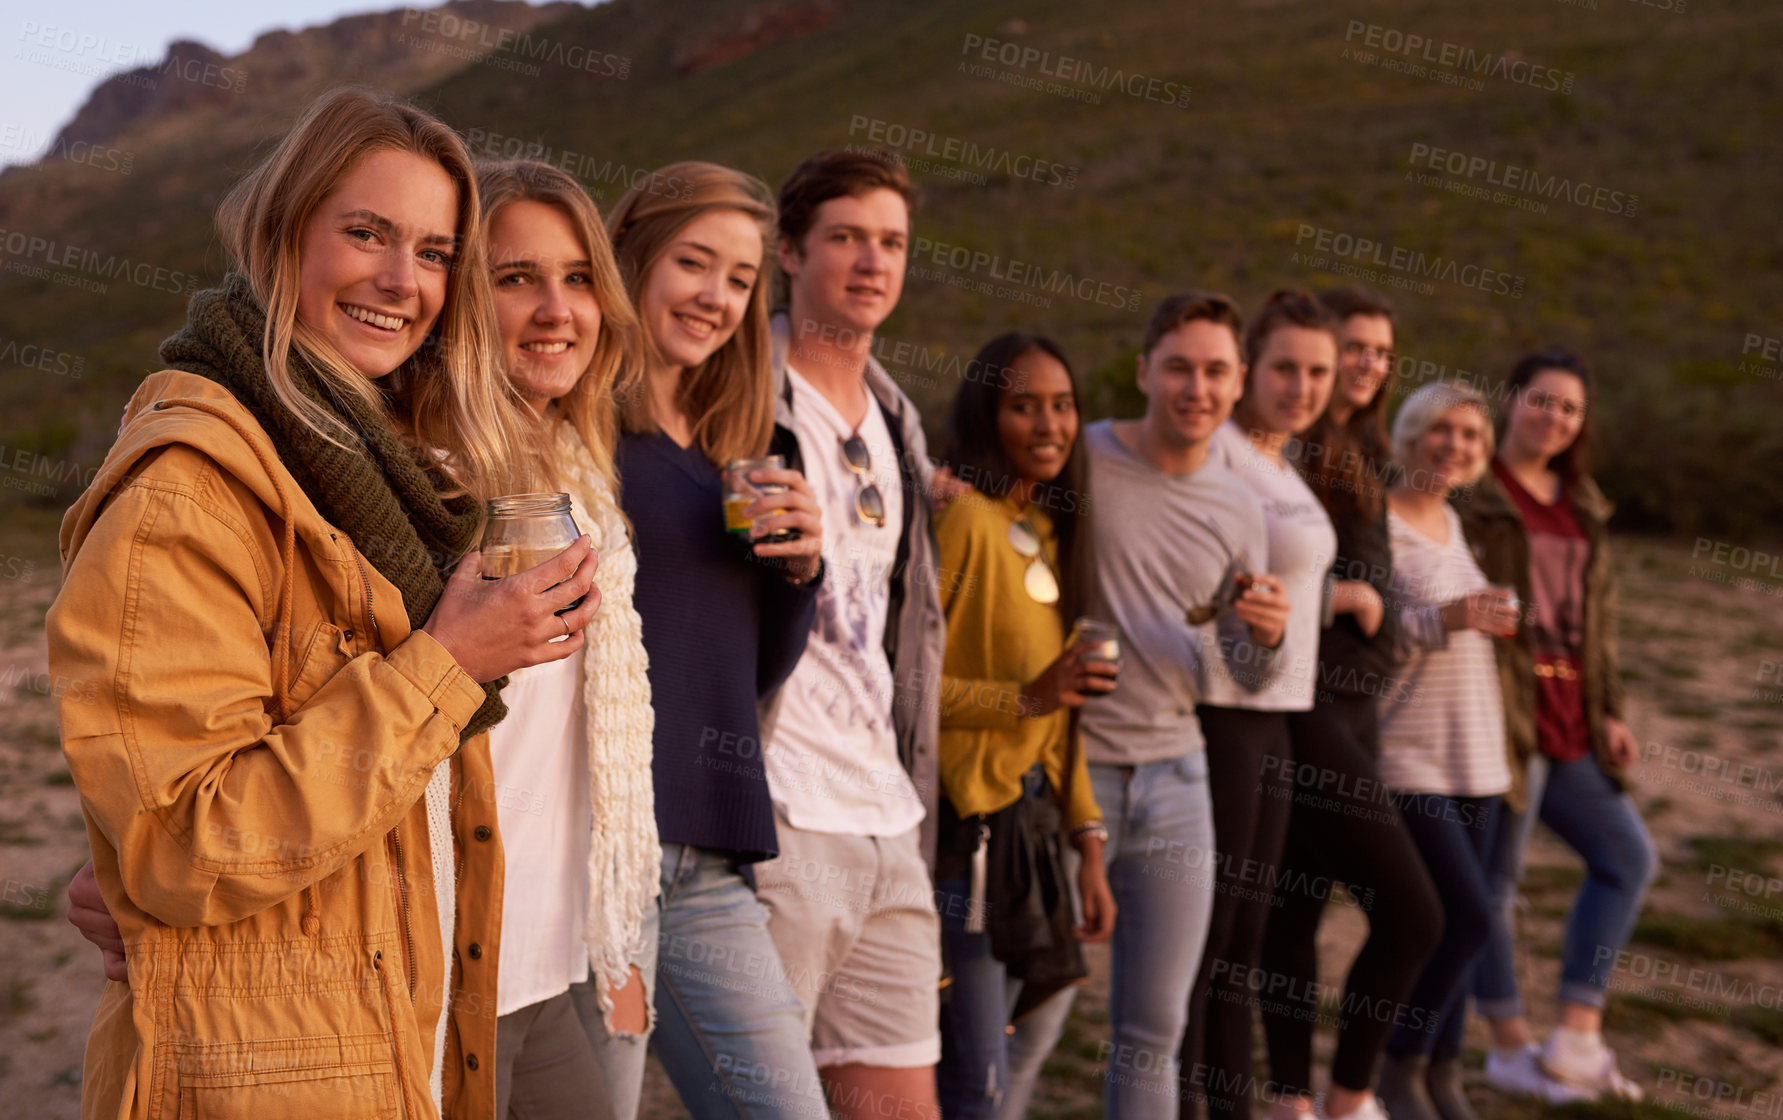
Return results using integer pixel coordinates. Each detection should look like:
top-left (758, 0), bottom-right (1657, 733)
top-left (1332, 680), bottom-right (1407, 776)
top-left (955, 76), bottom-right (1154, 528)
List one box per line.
top-left (1377, 504), bottom-right (1511, 798)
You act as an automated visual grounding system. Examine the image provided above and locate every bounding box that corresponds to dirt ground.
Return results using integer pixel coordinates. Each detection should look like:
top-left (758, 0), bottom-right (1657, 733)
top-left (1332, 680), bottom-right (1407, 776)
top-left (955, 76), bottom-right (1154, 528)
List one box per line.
top-left (3, 528), bottom-right (1778, 1120)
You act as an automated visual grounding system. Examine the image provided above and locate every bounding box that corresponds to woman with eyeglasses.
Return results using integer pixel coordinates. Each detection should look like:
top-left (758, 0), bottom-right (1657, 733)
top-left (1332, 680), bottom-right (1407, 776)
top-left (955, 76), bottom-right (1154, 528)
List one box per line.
top-left (604, 162), bottom-right (835, 1119)
top-left (1462, 349), bottom-right (1652, 1104)
top-left (931, 332), bottom-right (1117, 1120)
top-left (1182, 290), bottom-right (1340, 1120)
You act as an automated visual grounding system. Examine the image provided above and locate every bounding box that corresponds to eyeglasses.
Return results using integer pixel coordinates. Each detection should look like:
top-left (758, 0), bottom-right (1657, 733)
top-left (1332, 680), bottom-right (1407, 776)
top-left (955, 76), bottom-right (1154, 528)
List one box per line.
top-left (1341, 341), bottom-right (1396, 367)
top-left (839, 434), bottom-right (887, 527)
top-left (1007, 518), bottom-right (1060, 604)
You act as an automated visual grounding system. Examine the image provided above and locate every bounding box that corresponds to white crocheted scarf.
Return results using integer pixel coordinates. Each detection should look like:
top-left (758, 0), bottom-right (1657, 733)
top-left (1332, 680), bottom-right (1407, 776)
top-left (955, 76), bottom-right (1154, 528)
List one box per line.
top-left (552, 419), bottom-right (662, 1010)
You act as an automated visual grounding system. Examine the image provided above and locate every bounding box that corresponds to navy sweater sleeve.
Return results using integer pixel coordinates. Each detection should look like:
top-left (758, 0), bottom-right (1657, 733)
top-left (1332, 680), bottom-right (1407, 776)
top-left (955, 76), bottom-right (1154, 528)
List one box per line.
top-left (1320, 495), bottom-right (1400, 696)
top-left (755, 420), bottom-right (818, 695)
top-left (757, 564), bottom-right (819, 696)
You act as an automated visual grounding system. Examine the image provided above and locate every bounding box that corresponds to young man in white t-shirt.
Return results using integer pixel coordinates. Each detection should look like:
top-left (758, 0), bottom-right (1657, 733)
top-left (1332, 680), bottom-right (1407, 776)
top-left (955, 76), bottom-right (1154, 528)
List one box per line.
top-left (754, 149), bottom-right (949, 1120)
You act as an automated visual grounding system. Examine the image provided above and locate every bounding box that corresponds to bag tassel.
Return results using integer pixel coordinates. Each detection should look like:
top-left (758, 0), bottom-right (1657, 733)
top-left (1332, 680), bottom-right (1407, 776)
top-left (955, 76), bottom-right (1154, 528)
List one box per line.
top-left (965, 820), bottom-right (990, 934)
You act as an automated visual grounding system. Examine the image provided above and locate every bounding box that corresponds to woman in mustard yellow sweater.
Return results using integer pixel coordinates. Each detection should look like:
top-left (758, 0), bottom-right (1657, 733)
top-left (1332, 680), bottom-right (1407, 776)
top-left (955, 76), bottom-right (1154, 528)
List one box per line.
top-left (934, 332), bottom-right (1118, 1120)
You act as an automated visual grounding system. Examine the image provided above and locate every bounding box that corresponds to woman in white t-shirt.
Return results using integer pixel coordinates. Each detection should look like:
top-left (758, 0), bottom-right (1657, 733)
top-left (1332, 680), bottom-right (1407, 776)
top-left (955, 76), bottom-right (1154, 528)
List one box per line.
top-left (477, 159), bottom-right (661, 1120)
top-left (1374, 381), bottom-right (1519, 1120)
top-left (1186, 289), bottom-right (1339, 1119)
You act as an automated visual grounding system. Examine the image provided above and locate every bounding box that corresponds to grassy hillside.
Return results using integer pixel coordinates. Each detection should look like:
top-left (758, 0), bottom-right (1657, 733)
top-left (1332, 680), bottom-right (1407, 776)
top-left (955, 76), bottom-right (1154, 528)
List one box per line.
top-left (1, 0), bottom-right (1778, 534)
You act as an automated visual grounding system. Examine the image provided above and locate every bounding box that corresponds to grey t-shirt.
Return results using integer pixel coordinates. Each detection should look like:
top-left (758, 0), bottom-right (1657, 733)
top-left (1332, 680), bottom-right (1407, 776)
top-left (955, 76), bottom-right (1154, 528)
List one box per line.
top-left (1079, 420), bottom-right (1273, 766)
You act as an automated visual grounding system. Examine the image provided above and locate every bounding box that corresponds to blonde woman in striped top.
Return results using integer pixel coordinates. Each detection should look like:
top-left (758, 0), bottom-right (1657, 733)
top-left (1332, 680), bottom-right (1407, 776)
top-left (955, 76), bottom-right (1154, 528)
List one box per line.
top-left (1374, 381), bottom-right (1519, 1120)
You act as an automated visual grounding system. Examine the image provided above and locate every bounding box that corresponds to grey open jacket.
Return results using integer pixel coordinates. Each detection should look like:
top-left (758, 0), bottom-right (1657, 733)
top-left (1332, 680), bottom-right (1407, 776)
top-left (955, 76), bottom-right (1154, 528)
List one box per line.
top-left (758, 312), bottom-right (945, 868)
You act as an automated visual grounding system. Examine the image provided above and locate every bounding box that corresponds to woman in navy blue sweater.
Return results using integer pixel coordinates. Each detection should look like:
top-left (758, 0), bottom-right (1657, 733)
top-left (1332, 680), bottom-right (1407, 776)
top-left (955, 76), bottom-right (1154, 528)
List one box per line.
top-left (606, 162), bottom-right (833, 1120)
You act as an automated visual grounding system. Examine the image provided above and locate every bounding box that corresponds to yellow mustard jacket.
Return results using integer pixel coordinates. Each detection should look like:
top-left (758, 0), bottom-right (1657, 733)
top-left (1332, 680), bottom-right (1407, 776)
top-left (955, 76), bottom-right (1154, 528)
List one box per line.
top-left (48, 371), bottom-right (505, 1120)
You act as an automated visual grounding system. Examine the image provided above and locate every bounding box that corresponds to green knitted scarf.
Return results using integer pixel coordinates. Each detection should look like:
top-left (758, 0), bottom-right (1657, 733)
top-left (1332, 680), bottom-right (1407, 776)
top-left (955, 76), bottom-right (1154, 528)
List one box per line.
top-left (160, 272), bottom-right (506, 741)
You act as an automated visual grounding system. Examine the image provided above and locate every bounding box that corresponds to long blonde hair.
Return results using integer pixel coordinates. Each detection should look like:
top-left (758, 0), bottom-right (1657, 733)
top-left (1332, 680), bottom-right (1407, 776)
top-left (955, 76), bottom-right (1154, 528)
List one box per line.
top-left (216, 85), bottom-right (538, 498)
top-left (606, 161), bottom-right (776, 467)
top-left (476, 159), bottom-right (640, 504)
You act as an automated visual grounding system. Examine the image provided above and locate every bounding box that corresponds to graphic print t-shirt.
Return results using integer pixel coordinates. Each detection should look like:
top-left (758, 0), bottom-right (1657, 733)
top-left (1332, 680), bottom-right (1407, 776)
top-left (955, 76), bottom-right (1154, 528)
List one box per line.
top-left (1493, 460), bottom-right (1591, 762)
top-left (764, 366), bottom-right (922, 837)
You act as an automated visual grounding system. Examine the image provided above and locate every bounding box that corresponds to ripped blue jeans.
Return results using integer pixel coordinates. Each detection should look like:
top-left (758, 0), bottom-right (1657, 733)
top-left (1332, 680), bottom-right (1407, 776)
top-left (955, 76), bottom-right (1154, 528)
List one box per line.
top-left (569, 904), bottom-right (660, 1120)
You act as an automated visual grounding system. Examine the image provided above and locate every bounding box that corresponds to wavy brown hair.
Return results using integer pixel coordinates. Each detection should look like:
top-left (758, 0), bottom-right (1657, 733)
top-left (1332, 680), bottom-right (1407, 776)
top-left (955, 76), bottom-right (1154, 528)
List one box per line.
top-left (476, 159), bottom-right (641, 509)
top-left (1296, 286), bottom-right (1396, 521)
top-left (606, 161), bottom-right (777, 467)
top-left (216, 85), bottom-right (538, 498)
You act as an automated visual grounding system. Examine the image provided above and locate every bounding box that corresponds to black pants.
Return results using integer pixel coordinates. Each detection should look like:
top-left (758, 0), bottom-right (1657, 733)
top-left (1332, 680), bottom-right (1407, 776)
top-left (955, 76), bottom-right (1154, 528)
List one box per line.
top-left (1259, 695), bottom-right (1445, 1096)
top-left (1179, 706), bottom-right (1292, 1120)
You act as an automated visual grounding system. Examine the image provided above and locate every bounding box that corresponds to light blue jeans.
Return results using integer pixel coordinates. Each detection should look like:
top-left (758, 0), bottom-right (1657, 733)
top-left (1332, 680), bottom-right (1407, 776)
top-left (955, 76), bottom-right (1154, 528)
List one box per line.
top-left (650, 844), bottom-right (829, 1120)
top-left (1090, 756), bottom-right (1217, 1120)
top-left (1473, 752), bottom-right (1657, 1016)
top-left (569, 906), bottom-right (659, 1120)
top-left (936, 843), bottom-right (1083, 1120)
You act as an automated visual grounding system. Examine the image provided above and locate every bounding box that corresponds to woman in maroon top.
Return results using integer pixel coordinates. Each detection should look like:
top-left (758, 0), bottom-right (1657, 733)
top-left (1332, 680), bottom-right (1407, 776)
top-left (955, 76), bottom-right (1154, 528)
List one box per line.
top-left (1458, 349), bottom-right (1654, 1105)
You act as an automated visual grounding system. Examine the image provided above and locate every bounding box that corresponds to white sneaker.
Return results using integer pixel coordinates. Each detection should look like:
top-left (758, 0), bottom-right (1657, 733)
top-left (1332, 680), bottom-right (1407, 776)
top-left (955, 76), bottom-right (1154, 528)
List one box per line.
top-left (1317, 1093), bottom-right (1391, 1120)
top-left (1484, 1044), bottom-right (1594, 1104)
top-left (1539, 1036), bottom-right (1645, 1102)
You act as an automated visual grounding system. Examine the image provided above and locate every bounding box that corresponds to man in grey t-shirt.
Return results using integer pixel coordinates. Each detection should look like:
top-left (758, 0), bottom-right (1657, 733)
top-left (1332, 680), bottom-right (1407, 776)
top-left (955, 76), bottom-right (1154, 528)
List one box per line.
top-left (1077, 292), bottom-right (1289, 1120)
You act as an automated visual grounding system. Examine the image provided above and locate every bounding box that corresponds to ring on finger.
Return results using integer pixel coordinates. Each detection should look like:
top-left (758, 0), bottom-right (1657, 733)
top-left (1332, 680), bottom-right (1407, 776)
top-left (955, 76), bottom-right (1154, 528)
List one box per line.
top-left (561, 614), bottom-right (571, 637)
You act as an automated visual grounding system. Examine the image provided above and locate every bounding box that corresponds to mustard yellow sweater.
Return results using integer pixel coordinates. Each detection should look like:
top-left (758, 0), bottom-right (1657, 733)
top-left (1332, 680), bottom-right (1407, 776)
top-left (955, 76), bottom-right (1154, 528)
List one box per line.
top-left (933, 491), bottom-right (1100, 828)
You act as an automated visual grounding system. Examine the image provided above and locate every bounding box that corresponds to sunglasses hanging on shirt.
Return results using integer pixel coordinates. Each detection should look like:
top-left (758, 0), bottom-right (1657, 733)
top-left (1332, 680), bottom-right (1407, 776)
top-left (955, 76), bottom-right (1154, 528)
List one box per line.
top-left (1007, 518), bottom-right (1060, 605)
top-left (839, 434), bottom-right (888, 527)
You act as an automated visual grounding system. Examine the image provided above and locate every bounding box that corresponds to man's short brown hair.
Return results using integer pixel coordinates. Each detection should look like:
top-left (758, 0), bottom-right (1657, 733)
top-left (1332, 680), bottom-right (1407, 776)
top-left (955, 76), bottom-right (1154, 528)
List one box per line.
top-left (1141, 291), bottom-right (1245, 356)
top-left (1319, 284), bottom-right (1396, 326)
top-left (776, 148), bottom-right (919, 252)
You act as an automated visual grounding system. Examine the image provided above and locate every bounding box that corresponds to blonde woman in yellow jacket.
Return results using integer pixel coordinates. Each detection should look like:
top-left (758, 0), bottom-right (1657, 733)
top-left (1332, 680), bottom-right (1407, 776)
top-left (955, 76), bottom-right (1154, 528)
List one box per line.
top-left (932, 332), bottom-right (1117, 1120)
top-left (50, 89), bottom-right (594, 1120)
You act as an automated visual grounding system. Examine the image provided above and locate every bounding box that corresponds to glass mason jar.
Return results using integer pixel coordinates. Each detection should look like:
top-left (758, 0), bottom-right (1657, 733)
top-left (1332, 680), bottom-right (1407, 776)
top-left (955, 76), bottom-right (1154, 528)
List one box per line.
top-left (481, 492), bottom-right (584, 612)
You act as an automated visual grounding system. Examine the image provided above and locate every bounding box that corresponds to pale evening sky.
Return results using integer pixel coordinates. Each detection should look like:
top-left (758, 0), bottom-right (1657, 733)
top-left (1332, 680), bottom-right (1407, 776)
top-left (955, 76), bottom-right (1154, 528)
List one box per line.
top-left (0, 1), bottom-right (590, 169)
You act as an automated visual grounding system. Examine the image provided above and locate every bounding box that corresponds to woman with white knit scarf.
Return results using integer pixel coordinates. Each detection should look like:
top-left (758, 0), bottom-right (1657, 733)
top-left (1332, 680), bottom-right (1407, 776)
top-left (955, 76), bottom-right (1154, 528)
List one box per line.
top-left (476, 159), bottom-right (662, 1120)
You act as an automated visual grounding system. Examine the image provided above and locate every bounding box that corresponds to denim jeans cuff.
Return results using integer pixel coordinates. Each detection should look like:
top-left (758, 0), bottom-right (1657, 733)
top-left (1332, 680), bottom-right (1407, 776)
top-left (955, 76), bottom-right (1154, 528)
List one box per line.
top-left (1556, 980), bottom-right (1608, 1010)
top-left (1475, 995), bottom-right (1524, 1022)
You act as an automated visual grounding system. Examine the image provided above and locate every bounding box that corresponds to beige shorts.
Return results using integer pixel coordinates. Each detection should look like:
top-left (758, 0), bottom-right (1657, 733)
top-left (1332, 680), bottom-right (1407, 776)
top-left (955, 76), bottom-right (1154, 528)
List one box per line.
top-left (754, 811), bottom-right (942, 1069)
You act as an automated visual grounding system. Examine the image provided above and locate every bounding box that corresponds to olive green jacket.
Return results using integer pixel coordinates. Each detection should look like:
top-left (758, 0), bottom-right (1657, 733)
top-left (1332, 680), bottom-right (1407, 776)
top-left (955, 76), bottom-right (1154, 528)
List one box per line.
top-left (1455, 468), bottom-right (1627, 813)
